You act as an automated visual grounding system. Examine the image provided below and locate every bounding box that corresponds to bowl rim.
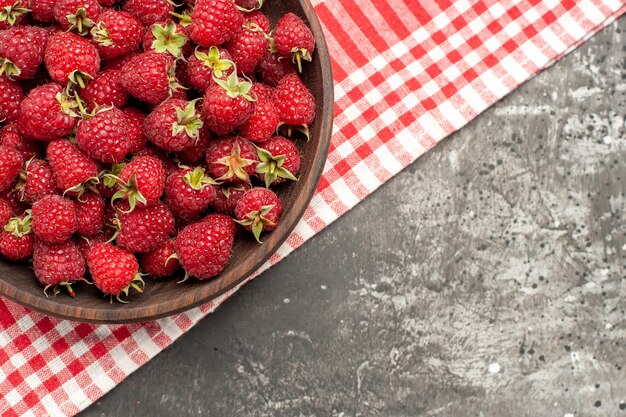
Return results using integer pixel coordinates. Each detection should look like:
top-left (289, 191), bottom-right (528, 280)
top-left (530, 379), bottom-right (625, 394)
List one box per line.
top-left (0, 0), bottom-right (334, 324)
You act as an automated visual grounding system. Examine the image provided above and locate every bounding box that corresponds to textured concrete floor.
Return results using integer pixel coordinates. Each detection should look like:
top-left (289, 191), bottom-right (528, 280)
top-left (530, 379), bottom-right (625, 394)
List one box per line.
top-left (80, 18), bottom-right (626, 417)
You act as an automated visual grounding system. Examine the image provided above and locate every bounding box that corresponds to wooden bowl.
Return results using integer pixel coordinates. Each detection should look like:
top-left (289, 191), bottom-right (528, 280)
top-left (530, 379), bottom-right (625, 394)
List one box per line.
top-left (0, 0), bottom-right (334, 324)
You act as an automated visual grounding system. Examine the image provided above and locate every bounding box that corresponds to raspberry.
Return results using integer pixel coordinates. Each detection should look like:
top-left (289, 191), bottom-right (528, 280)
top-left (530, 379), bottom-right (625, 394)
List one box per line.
top-left (234, 187), bottom-right (282, 242)
top-left (31, 195), bottom-right (78, 244)
top-left (174, 214), bottom-right (236, 280)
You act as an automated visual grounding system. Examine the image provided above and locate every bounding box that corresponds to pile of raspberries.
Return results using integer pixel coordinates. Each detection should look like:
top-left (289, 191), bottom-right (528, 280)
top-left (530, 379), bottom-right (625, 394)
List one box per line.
top-left (0, 0), bottom-right (316, 302)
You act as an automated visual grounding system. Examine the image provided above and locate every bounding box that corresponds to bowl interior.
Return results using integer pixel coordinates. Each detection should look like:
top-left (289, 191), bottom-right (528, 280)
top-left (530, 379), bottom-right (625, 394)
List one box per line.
top-left (0, 0), bottom-right (333, 323)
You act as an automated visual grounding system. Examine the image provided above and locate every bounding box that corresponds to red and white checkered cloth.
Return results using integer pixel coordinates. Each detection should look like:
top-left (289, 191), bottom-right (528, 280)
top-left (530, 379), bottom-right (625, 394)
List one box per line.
top-left (1, 0), bottom-right (625, 415)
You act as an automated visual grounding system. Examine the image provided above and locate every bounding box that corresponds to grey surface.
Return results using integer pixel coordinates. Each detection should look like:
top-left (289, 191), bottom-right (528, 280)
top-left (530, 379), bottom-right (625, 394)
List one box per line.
top-left (80, 19), bottom-right (626, 417)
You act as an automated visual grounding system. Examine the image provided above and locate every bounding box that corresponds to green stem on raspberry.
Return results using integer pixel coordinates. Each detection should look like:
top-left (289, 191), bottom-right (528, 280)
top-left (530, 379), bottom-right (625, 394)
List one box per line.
top-left (235, 204), bottom-right (276, 243)
top-left (177, 272), bottom-right (190, 284)
top-left (172, 99), bottom-right (204, 141)
top-left (169, 11), bottom-right (191, 27)
top-left (109, 173), bottom-right (148, 213)
top-left (66, 8), bottom-right (94, 35)
top-left (0, 1), bottom-right (30, 27)
top-left (150, 21), bottom-right (187, 58)
top-left (68, 70), bottom-right (93, 90)
top-left (0, 57), bottom-right (21, 80)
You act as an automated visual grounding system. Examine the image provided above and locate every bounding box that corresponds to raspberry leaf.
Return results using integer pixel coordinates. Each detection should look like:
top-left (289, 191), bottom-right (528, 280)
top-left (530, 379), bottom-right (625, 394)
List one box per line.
top-left (66, 8), bottom-right (95, 35)
top-left (91, 21), bottom-right (114, 46)
top-left (214, 71), bottom-right (255, 101)
top-left (109, 173), bottom-right (148, 213)
top-left (235, 203), bottom-right (276, 243)
top-left (150, 21), bottom-right (187, 58)
top-left (195, 46), bottom-right (234, 79)
top-left (55, 91), bottom-right (80, 118)
top-left (172, 99), bottom-right (203, 141)
top-left (0, 57), bottom-right (21, 80)
top-left (255, 146), bottom-right (298, 188)
top-left (214, 142), bottom-right (257, 182)
top-left (183, 166), bottom-right (218, 191)
top-left (4, 212), bottom-right (32, 238)
top-left (101, 163), bottom-right (126, 189)
top-left (0, 1), bottom-right (30, 27)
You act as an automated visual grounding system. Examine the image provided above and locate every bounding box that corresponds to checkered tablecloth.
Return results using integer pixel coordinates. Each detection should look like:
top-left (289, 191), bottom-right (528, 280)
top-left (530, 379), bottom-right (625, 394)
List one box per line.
top-left (2, 0), bottom-right (625, 415)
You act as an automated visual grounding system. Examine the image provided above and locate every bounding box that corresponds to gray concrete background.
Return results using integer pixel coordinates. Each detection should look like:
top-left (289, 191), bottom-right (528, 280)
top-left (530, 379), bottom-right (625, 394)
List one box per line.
top-left (80, 18), bottom-right (626, 417)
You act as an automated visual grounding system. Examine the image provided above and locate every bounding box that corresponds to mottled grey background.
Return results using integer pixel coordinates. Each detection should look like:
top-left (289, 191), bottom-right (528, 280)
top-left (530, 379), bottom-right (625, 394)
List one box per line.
top-left (80, 18), bottom-right (626, 417)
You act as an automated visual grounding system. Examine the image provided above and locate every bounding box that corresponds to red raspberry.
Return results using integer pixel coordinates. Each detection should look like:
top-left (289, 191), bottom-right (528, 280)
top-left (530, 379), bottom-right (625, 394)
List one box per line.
top-left (135, 146), bottom-right (177, 176)
top-left (255, 136), bottom-right (300, 187)
top-left (46, 139), bottom-right (99, 195)
top-left (17, 83), bottom-right (78, 141)
top-left (87, 242), bottom-right (144, 301)
top-left (20, 159), bottom-right (60, 204)
top-left (187, 46), bottom-right (234, 92)
top-left (202, 72), bottom-right (256, 135)
top-left (141, 238), bottom-right (179, 278)
top-left (177, 126), bottom-right (212, 163)
top-left (120, 51), bottom-right (179, 105)
top-left (0, 144), bottom-right (22, 193)
top-left (225, 14), bottom-right (268, 75)
top-left (0, 76), bottom-right (24, 123)
top-left (44, 31), bottom-right (101, 87)
top-left (32, 195), bottom-right (78, 244)
top-left (29, 0), bottom-right (56, 22)
top-left (0, 123), bottom-right (39, 161)
top-left (123, 107), bottom-right (148, 154)
top-left (143, 20), bottom-right (191, 58)
top-left (205, 136), bottom-right (258, 183)
top-left (123, 0), bottom-right (173, 27)
top-left (97, 0), bottom-right (115, 5)
top-left (144, 99), bottom-right (203, 152)
top-left (112, 155), bottom-right (165, 211)
top-left (75, 192), bottom-right (104, 237)
top-left (53, 0), bottom-right (101, 34)
top-left (256, 51), bottom-right (294, 87)
top-left (274, 13), bottom-right (315, 73)
top-left (238, 98), bottom-right (279, 143)
top-left (0, 25), bottom-right (49, 80)
top-left (174, 214), bottom-right (236, 280)
top-left (91, 9), bottom-right (144, 61)
top-left (0, 218), bottom-right (34, 261)
top-left (33, 239), bottom-right (85, 297)
top-left (80, 69), bottom-right (128, 111)
top-left (235, 187), bottom-right (282, 242)
top-left (114, 200), bottom-right (174, 253)
top-left (273, 73), bottom-right (315, 138)
top-left (189, 0), bottom-right (243, 47)
top-left (0, 197), bottom-right (12, 226)
top-left (76, 107), bottom-right (130, 163)
top-left (252, 82), bottom-right (274, 101)
top-left (165, 167), bottom-right (216, 221)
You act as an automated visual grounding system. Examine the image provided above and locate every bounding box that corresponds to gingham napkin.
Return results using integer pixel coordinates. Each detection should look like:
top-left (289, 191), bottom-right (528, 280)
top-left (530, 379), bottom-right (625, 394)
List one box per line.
top-left (2, 1), bottom-right (625, 415)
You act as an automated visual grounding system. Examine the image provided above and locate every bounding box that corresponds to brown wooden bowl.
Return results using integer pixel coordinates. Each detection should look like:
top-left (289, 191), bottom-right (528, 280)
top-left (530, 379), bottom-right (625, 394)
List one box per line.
top-left (0, 0), bottom-right (333, 324)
